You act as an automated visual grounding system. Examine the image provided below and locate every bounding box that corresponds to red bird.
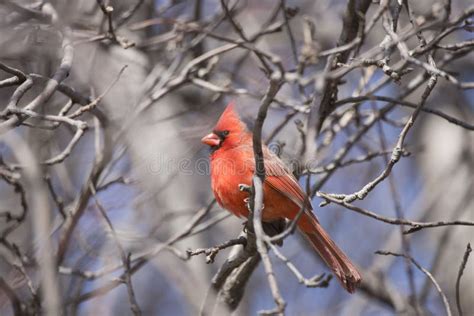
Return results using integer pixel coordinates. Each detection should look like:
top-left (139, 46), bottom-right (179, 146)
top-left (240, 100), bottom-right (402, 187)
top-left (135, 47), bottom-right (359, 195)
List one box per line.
top-left (201, 103), bottom-right (362, 293)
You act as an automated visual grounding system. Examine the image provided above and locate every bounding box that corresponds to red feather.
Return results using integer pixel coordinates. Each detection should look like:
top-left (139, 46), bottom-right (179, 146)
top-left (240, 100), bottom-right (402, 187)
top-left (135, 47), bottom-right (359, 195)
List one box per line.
top-left (202, 103), bottom-right (362, 293)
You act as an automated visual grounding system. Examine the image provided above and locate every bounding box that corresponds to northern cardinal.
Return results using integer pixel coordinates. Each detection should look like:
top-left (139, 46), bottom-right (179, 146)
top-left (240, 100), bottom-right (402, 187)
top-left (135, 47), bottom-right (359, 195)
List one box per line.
top-left (201, 103), bottom-right (362, 293)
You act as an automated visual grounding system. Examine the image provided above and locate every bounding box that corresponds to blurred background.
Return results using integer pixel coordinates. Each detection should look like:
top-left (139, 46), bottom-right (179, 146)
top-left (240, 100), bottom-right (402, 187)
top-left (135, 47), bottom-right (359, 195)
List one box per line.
top-left (0, 0), bottom-right (473, 315)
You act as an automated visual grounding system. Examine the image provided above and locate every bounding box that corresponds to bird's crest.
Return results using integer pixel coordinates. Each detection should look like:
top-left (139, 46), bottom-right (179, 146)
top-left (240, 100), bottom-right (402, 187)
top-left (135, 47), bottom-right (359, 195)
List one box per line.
top-left (214, 102), bottom-right (248, 135)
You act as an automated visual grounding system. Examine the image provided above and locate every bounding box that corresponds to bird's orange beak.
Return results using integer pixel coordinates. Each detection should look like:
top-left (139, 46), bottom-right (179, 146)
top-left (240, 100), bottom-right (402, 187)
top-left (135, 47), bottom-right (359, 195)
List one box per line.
top-left (201, 133), bottom-right (221, 147)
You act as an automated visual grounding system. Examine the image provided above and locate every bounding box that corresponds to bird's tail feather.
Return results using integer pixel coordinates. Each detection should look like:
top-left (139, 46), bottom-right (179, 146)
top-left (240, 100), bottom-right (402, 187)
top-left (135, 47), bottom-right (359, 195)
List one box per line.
top-left (298, 213), bottom-right (362, 293)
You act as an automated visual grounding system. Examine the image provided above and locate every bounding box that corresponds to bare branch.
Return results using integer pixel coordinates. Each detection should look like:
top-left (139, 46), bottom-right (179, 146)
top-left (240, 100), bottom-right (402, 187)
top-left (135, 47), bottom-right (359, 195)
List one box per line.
top-left (376, 250), bottom-right (452, 316)
top-left (455, 243), bottom-right (472, 316)
top-left (317, 192), bottom-right (474, 233)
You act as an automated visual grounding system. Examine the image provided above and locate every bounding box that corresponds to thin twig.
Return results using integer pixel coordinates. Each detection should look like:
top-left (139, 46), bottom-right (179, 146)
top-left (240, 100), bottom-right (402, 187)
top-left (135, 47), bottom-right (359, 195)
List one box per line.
top-left (375, 250), bottom-right (452, 316)
top-left (91, 184), bottom-right (142, 316)
top-left (187, 236), bottom-right (247, 263)
top-left (317, 192), bottom-right (474, 233)
top-left (327, 63), bottom-right (438, 203)
top-left (455, 243), bottom-right (472, 316)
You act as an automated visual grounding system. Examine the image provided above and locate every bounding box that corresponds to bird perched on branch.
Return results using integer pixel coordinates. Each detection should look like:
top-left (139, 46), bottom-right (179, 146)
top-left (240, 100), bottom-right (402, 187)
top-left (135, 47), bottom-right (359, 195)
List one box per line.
top-left (201, 102), bottom-right (362, 293)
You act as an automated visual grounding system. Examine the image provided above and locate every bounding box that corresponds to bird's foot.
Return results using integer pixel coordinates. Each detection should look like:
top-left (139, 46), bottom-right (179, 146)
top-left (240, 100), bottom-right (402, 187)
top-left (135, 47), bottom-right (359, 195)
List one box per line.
top-left (243, 197), bottom-right (251, 211)
top-left (238, 184), bottom-right (252, 193)
top-left (242, 220), bottom-right (248, 232)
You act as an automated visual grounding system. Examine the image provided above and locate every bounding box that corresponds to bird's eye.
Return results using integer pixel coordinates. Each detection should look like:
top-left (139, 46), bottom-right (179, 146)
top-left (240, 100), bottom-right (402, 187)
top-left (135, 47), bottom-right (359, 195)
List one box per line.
top-left (222, 130), bottom-right (230, 136)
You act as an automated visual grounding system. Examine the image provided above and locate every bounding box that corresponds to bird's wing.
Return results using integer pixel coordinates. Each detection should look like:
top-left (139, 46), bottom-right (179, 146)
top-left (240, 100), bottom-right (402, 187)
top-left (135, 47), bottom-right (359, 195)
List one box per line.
top-left (263, 148), bottom-right (313, 211)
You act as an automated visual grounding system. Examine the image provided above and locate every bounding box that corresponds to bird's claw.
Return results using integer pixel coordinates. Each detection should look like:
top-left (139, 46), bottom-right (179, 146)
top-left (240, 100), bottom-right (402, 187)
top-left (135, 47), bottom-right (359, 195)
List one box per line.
top-left (242, 220), bottom-right (248, 232)
top-left (243, 197), bottom-right (265, 211)
top-left (239, 184), bottom-right (252, 193)
top-left (244, 197), bottom-right (250, 210)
